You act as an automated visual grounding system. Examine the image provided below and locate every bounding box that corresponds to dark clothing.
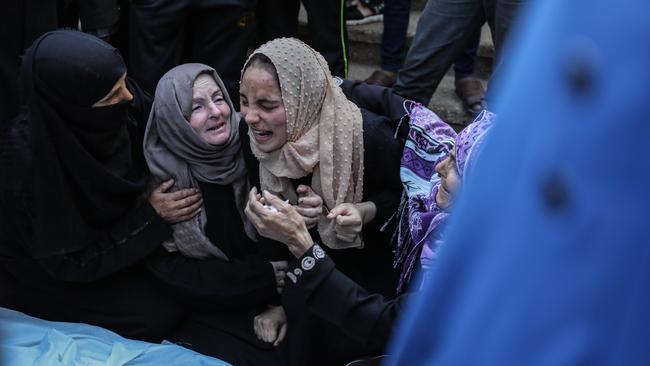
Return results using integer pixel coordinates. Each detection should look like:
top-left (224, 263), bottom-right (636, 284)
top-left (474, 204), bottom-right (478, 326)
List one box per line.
top-left (339, 79), bottom-right (410, 139)
top-left (21, 31), bottom-right (147, 258)
top-left (278, 80), bottom-right (408, 365)
top-left (145, 147), bottom-right (285, 364)
top-left (146, 181), bottom-right (277, 311)
top-left (129, 0), bottom-right (254, 104)
top-left (287, 79), bottom-right (409, 298)
top-left (453, 28), bottom-right (482, 79)
top-left (256, 0), bottom-right (349, 77)
top-left (322, 107), bottom-right (403, 298)
top-left (0, 1), bottom-right (122, 125)
top-left (58, 0), bottom-right (120, 35)
top-left (241, 98), bottom-right (405, 298)
top-left (381, 0), bottom-right (412, 73)
top-left (394, 0), bottom-right (525, 104)
top-left (282, 244), bottom-right (408, 365)
top-left (0, 0), bottom-right (57, 124)
top-left (0, 117), bottom-right (177, 342)
top-left (239, 83), bottom-right (406, 364)
top-left (0, 32), bottom-right (179, 341)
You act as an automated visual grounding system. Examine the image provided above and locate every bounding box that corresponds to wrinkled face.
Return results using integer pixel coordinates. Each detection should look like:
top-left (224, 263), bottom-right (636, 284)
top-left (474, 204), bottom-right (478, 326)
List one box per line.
top-left (435, 147), bottom-right (462, 209)
top-left (190, 74), bottom-right (232, 145)
top-left (240, 66), bottom-right (288, 153)
top-left (92, 73), bottom-right (133, 107)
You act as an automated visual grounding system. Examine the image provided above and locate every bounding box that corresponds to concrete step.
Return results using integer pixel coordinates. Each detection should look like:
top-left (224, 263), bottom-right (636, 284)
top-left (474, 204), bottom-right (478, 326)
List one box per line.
top-left (347, 18), bottom-right (494, 79)
top-left (348, 62), bottom-right (487, 127)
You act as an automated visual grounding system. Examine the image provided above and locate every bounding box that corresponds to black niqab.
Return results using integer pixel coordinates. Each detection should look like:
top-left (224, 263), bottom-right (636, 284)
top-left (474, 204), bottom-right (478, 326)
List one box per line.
top-left (21, 30), bottom-right (148, 258)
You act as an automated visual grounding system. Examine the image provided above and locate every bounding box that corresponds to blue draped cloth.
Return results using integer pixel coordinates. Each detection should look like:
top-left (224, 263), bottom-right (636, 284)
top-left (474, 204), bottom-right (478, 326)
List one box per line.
top-left (387, 0), bottom-right (650, 364)
top-left (0, 307), bottom-right (230, 366)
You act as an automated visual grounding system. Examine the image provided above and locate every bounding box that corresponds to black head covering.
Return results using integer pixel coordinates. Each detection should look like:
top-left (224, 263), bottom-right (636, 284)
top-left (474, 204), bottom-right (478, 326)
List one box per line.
top-left (21, 30), bottom-right (148, 258)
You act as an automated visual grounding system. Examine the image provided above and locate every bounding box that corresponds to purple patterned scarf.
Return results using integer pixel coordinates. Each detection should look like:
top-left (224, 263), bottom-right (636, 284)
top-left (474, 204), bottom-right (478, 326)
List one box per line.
top-left (394, 108), bottom-right (495, 293)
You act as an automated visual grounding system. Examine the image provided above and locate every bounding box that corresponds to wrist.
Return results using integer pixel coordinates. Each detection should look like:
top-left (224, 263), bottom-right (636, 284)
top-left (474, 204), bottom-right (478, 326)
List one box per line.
top-left (289, 229), bottom-right (314, 257)
top-left (357, 201), bottom-right (377, 225)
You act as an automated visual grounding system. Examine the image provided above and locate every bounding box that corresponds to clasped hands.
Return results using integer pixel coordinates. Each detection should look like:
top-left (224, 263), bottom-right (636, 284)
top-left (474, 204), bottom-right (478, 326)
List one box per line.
top-left (147, 178), bottom-right (375, 249)
top-left (244, 187), bottom-right (376, 256)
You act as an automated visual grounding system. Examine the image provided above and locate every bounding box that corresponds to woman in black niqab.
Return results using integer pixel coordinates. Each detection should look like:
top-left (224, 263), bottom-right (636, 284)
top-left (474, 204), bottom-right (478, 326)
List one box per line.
top-left (0, 30), bottom-right (186, 342)
top-left (23, 30), bottom-right (148, 257)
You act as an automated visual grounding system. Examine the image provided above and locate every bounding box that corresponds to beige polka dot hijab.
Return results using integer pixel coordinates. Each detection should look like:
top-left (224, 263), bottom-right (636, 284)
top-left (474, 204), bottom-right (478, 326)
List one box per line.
top-left (244, 38), bottom-right (365, 249)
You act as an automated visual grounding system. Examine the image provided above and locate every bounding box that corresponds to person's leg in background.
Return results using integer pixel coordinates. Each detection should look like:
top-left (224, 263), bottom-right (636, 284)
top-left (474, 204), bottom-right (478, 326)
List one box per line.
top-left (453, 28), bottom-right (487, 115)
top-left (188, 4), bottom-right (255, 107)
top-left (303, 0), bottom-right (349, 78)
top-left (365, 0), bottom-right (411, 87)
top-left (393, 0), bottom-right (486, 105)
top-left (255, 0), bottom-right (301, 44)
top-left (129, 0), bottom-right (189, 93)
top-left (0, 0), bottom-right (58, 124)
top-left (484, 0), bottom-right (525, 102)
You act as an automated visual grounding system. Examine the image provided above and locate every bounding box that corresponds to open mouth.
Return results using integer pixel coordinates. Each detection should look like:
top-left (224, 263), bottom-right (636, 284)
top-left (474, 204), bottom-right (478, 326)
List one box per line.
top-left (206, 120), bottom-right (226, 133)
top-left (251, 128), bottom-right (273, 142)
top-left (438, 183), bottom-right (450, 198)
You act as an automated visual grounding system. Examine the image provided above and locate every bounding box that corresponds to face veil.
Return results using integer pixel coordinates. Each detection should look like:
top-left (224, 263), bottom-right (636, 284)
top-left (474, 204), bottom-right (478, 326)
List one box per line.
top-left (21, 30), bottom-right (147, 257)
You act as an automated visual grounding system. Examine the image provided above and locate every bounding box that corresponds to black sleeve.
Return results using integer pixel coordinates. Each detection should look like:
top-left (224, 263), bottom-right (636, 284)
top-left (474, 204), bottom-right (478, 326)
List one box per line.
top-left (0, 115), bottom-right (171, 283)
top-left (286, 244), bottom-right (408, 351)
top-left (35, 202), bottom-right (172, 282)
top-left (146, 248), bottom-right (278, 310)
top-left (340, 79), bottom-right (410, 139)
top-left (361, 109), bottom-right (404, 228)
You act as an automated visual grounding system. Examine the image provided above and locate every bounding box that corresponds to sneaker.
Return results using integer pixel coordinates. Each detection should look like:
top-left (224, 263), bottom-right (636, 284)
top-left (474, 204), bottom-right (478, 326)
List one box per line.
top-left (346, 1), bottom-right (384, 25)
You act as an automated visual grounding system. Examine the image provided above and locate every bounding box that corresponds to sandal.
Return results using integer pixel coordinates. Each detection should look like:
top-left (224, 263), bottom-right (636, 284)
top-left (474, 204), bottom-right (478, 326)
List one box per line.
top-left (455, 77), bottom-right (487, 116)
top-left (346, 0), bottom-right (384, 26)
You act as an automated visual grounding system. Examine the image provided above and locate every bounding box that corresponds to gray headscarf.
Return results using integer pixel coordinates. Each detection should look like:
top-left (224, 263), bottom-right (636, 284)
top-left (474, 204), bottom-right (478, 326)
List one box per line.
top-left (143, 63), bottom-right (256, 259)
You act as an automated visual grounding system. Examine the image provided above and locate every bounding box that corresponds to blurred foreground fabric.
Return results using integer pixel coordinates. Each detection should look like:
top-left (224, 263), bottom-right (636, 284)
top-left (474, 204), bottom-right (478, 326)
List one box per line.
top-left (388, 0), bottom-right (650, 364)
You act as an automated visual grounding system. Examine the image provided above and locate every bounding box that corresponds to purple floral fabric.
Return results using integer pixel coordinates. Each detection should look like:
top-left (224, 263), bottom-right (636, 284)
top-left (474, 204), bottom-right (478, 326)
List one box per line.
top-left (394, 108), bottom-right (495, 293)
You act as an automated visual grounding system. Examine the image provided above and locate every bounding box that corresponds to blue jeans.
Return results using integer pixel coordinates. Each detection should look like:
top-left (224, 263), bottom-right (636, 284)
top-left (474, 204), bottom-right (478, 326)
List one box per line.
top-left (394, 0), bottom-right (525, 104)
top-left (453, 27), bottom-right (482, 79)
top-left (381, 0), bottom-right (411, 73)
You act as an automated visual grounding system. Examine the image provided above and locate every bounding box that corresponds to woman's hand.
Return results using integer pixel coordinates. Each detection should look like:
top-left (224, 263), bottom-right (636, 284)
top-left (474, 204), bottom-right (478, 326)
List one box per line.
top-left (253, 306), bottom-right (288, 347)
top-left (245, 187), bottom-right (314, 257)
top-left (295, 185), bottom-right (323, 229)
top-left (270, 260), bottom-right (288, 294)
top-left (148, 179), bottom-right (202, 224)
top-left (327, 202), bottom-right (377, 242)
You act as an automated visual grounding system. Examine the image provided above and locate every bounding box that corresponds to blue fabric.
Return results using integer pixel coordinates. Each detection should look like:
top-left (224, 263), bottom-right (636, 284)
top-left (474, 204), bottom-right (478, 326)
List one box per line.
top-left (388, 0), bottom-right (650, 364)
top-left (0, 307), bottom-right (230, 366)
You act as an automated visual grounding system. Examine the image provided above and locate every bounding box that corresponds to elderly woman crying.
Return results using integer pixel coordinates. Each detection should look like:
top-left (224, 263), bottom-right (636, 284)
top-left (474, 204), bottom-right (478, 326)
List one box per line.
top-left (143, 63), bottom-right (289, 365)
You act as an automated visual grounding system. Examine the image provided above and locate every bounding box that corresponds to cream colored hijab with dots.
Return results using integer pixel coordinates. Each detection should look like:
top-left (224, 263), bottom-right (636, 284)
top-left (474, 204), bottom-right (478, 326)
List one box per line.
top-left (244, 38), bottom-right (365, 249)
